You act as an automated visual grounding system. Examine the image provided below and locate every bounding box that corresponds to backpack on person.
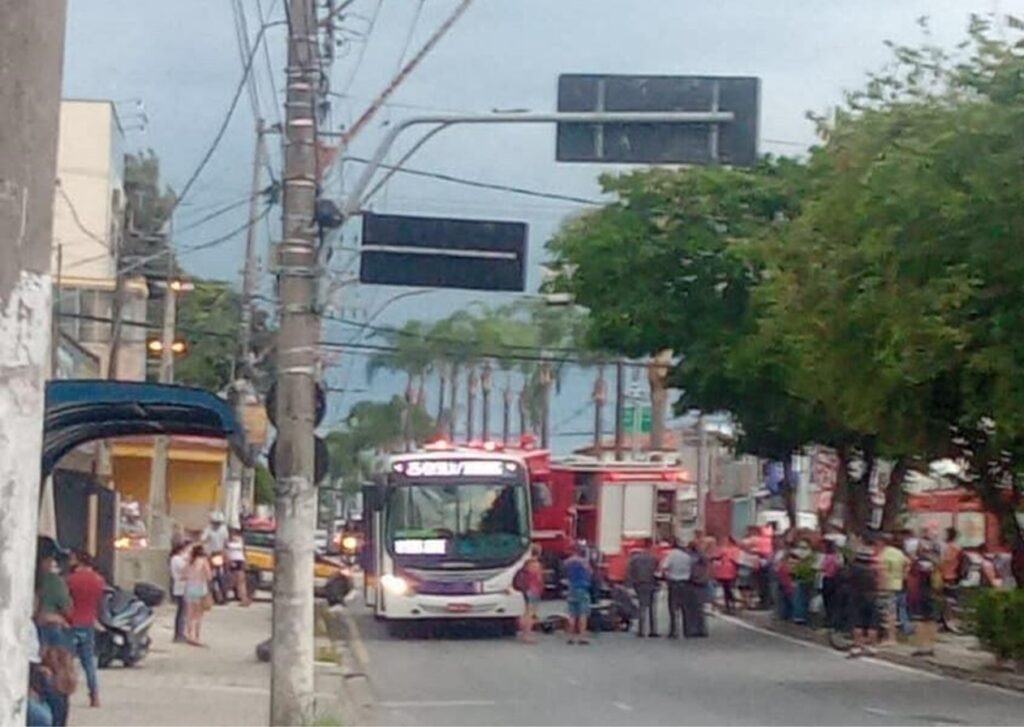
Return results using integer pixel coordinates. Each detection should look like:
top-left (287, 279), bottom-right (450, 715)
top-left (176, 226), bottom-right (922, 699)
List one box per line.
top-left (691, 553), bottom-right (710, 586)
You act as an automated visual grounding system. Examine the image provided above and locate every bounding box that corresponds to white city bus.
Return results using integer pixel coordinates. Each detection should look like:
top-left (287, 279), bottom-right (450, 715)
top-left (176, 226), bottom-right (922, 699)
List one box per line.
top-left (363, 446), bottom-right (532, 636)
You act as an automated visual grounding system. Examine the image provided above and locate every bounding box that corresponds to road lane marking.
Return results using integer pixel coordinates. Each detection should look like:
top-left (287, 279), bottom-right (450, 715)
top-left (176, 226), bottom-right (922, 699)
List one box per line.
top-left (379, 700), bottom-right (497, 708)
top-left (613, 701), bottom-right (634, 712)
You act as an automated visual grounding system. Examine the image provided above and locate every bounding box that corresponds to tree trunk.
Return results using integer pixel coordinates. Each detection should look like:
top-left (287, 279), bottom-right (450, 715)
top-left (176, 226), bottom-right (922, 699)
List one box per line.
top-left (539, 363), bottom-right (553, 449)
top-left (518, 388), bottom-right (527, 438)
top-left (436, 369), bottom-right (447, 424)
top-left (502, 384), bottom-right (511, 444)
top-left (449, 363), bottom-right (459, 440)
top-left (481, 364), bottom-right (492, 441)
top-left (848, 437), bottom-right (877, 536)
top-left (648, 349), bottom-right (673, 451)
top-left (402, 374), bottom-right (414, 452)
top-left (880, 456), bottom-right (909, 534)
top-left (466, 368), bottom-right (477, 442)
top-left (820, 443), bottom-right (849, 534)
top-left (782, 456), bottom-right (798, 536)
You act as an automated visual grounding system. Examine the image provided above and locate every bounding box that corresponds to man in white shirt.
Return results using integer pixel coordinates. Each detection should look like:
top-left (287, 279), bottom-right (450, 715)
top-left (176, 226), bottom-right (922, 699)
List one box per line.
top-left (169, 542), bottom-right (190, 642)
top-left (202, 512), bottom-right (230, 554)
top-left (661, 541), bottom-right (692, 639)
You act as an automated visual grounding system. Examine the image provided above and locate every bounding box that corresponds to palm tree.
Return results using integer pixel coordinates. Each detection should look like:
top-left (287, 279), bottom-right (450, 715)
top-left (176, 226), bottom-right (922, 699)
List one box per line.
top-left (429, 311), bottom-right (477, 440)
top-left (365, 320), bottom-right (435, 449)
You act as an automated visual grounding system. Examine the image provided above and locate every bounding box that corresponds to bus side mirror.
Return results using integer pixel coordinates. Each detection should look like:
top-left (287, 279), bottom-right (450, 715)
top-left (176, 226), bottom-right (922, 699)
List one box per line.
top-left (362, 484), bottom-right (384, 513)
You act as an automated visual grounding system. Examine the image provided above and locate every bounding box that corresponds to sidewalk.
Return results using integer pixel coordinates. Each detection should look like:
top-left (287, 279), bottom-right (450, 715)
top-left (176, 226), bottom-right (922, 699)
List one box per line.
top-left (736, 608), bottom-right (1024, 692)
top-left (70, 599), bottom-right (345, 727)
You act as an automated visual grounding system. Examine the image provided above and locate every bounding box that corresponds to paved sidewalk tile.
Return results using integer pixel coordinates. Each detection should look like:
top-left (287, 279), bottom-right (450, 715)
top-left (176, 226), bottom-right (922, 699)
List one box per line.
top-left (70, 601), bottom-right (273, 726)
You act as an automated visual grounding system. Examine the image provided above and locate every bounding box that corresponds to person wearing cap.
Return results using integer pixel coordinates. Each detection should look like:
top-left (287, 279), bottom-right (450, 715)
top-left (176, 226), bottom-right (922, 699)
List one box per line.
top-left (202, 511), bottom-right (230, 554)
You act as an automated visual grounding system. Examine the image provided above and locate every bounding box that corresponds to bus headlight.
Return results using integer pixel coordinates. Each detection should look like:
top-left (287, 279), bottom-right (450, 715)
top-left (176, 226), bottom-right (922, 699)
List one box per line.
top-left (381, 574), bottom-right (409, 596)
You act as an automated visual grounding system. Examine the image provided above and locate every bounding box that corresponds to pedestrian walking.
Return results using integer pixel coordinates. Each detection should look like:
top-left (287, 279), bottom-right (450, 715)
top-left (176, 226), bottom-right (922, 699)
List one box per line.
top-left (878, 534), bottom-right (910, 644)
top-left (564, 543), bottom-right (593, 645)
top-left (712, 536), bottom-right (741, 614)
top-left (909, 539), bottom-right (941, 656)
top-left (169, 541), bottom-right (190, 642)
top-left (820, 539), bottom-right (843, 628)
top-left (184, 544), bottom-right (213, 646)
top-left (847, 542), bottom-right (880, 658)
top-left (684, 540), bottom-right (710, 637)
top-left (226, 528), bottom-right (251, 606)
top-left (661, 540), bottom-right (692, 639)
top-left (35, 553), bottom-right (72, 650)
top-left (626, 540), bottom-right (660, 637)
top-left (65, 550), bottom-right (105, 708)
top-left (515, 545), bottom-right (545, 643)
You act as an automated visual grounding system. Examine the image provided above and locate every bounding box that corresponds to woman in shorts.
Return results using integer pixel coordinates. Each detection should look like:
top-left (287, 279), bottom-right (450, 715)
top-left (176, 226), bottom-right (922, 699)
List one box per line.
top-left (184, 545), bottom-right (212, 646)
top-left (519, 546), bottom-right (545, 643)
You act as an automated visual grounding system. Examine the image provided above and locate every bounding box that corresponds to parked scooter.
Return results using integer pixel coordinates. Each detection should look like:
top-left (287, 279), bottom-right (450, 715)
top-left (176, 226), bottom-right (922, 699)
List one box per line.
top-left (96, 585), bottom-right (157, 668)
top-left (209, 552), bottom-right (229, 605)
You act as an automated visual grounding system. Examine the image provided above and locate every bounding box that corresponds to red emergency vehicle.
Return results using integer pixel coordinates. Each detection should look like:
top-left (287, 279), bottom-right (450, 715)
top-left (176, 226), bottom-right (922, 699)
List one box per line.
top-left (534, 457), bottom-right (695, 585)
top-left (424, 439), bottom-right (695, 589)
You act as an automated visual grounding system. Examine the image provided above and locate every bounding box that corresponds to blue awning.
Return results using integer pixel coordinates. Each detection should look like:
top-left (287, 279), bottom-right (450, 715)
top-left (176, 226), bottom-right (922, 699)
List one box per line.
top-left (43, 380), bottom-right (247, 477)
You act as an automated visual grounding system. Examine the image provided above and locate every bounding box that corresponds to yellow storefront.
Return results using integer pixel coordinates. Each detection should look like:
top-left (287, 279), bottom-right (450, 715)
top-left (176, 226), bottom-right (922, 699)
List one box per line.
top-left (111, 436), bottom-right (228, 533)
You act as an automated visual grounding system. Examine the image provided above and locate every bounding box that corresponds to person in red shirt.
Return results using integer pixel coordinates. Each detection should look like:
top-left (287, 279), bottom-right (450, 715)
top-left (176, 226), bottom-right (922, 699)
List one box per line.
top-left (67, 550), bottom-right (107, 707)
top-left (712, 536), bottom-right (741, 614)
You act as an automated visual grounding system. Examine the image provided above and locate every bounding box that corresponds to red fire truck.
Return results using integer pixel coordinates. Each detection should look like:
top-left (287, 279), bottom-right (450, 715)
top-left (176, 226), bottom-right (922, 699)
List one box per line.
top-left (423, 439), bottom-right (695, 590)
top-left (532, 457), bottom-right (695, 586)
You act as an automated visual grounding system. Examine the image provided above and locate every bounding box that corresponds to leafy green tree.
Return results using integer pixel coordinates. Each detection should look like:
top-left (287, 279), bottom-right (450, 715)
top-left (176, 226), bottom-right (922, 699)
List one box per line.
top-left (174, 279), bottom-right (275, 393)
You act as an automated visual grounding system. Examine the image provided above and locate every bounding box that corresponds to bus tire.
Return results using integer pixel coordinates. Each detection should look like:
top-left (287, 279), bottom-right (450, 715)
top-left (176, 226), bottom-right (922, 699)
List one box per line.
top-left (387, 620), bottom-right (409, 639)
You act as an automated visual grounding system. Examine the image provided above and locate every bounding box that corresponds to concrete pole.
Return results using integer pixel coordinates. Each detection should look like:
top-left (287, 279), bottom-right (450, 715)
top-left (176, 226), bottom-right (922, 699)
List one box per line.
top-left (614, 359), bottom-right (625, 462)
top-left (0, 2), bottom-right (67, 723)
top-left (147, 267), bottom-right (177, 549)
top-left (593, 363), bottom-right (606, 450)
top-left (228, 120), bottom-right (267, 525)
top-left (271, 1), bottom-right (320, 723)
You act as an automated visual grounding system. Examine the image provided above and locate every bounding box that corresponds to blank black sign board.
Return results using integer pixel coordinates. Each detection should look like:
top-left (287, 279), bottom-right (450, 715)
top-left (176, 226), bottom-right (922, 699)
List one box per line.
top-left (359, 212), bottom-right (527, 292)
top-left (556, 74), bottom-right (760, 167)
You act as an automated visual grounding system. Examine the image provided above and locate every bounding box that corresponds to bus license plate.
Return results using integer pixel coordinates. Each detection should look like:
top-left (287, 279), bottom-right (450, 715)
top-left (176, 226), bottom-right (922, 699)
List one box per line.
top-left (446, 602), bottom-right (471, 614)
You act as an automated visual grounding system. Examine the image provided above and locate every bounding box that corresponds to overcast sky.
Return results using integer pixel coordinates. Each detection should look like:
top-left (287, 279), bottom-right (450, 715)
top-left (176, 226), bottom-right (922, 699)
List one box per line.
top-left (62, 0), bottom-right (1020, 449)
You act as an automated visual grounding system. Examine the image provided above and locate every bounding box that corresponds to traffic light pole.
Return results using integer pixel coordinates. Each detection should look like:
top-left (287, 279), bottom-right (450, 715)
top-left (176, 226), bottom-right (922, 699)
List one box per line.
top-left (271, 1), bottom-right (320, 724)
top-left (0, 2), bottom-right (67, 723)
top-left (147, 263), bottom-right (179, 550)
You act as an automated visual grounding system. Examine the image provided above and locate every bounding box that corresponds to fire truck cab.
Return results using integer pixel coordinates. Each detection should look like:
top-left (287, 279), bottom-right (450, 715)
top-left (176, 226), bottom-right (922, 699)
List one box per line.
top-left (535, 458), bottom-right (695, 586)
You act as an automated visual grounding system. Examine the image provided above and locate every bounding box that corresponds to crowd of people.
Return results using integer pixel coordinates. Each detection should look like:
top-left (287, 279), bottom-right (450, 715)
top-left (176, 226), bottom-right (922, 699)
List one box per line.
top-left (710, 524), bottom-right (1011, 658)
top-left (515, 522), bottom-right (1010, 656)
top-left (28, 546), bottom-right (107, 726)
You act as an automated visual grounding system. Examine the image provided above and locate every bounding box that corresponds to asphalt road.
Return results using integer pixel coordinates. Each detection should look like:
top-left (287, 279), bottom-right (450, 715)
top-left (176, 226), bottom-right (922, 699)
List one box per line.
top-left (347, 601), bottom-right (1024, 726)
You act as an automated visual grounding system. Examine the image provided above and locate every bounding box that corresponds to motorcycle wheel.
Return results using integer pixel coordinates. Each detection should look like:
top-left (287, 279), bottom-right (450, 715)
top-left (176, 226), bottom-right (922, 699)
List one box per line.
top-left (98, 649), bottom-right (114, 669)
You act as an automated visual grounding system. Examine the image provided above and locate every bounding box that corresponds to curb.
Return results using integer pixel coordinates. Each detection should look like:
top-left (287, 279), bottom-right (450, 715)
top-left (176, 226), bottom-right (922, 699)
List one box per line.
top-left (733, 612), bottom-right (1024, 694)
top-left (324, 605), bottom-right (375, 725)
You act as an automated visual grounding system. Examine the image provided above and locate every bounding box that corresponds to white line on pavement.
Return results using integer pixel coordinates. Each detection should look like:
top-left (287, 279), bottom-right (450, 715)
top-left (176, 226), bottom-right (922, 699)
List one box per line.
top-left (613, 702), bottom-right (634, 712)
top-left (379, 700), bottom-right (498, 708)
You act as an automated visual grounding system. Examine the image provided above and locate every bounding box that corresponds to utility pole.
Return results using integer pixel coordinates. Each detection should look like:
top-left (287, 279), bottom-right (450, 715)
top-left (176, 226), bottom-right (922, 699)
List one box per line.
top-left (271, 0), bottom-right (320, 723)
top-left (593, 363), bottom-right (606, 450)
top-left (502, 381), bottom-right (512, 445)
top-left (614, 359), bottom-right (625, 461)
top-left (147, 254), bottom-right (180, 549)
top-left (227, 119), bottom-right (267, 524)
top-left (0, 2), bottom-right (67, 723)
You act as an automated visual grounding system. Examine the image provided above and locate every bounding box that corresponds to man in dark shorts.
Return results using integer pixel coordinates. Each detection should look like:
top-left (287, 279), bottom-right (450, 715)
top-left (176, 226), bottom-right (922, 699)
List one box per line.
top-left (848, 543), bottom-right (880, 658)
top-left (564, 543), bottom-right (593, 645)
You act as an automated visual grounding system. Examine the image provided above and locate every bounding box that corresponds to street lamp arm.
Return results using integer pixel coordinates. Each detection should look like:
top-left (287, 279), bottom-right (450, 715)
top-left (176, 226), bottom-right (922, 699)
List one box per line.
top-left (341, 110), bottom-right (736, 216)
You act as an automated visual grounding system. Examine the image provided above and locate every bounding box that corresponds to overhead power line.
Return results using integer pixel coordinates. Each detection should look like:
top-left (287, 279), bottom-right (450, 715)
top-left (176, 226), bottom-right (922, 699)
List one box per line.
top-left (342, 154), bottom-right (605, 206)
top-left (55, 181), bottom-right (109, 250)
top-left (164, 18), bottom-right (283, 222)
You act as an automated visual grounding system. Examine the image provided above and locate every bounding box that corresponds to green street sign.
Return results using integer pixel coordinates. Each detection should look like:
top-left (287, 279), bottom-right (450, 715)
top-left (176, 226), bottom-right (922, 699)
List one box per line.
top-left (622, 405), bottom-right (652, 434)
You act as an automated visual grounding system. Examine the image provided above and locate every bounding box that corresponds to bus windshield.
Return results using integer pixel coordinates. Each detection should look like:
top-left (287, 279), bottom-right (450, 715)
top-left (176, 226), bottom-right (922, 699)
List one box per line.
top-left (386, 481), bottom-right (529, 564)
